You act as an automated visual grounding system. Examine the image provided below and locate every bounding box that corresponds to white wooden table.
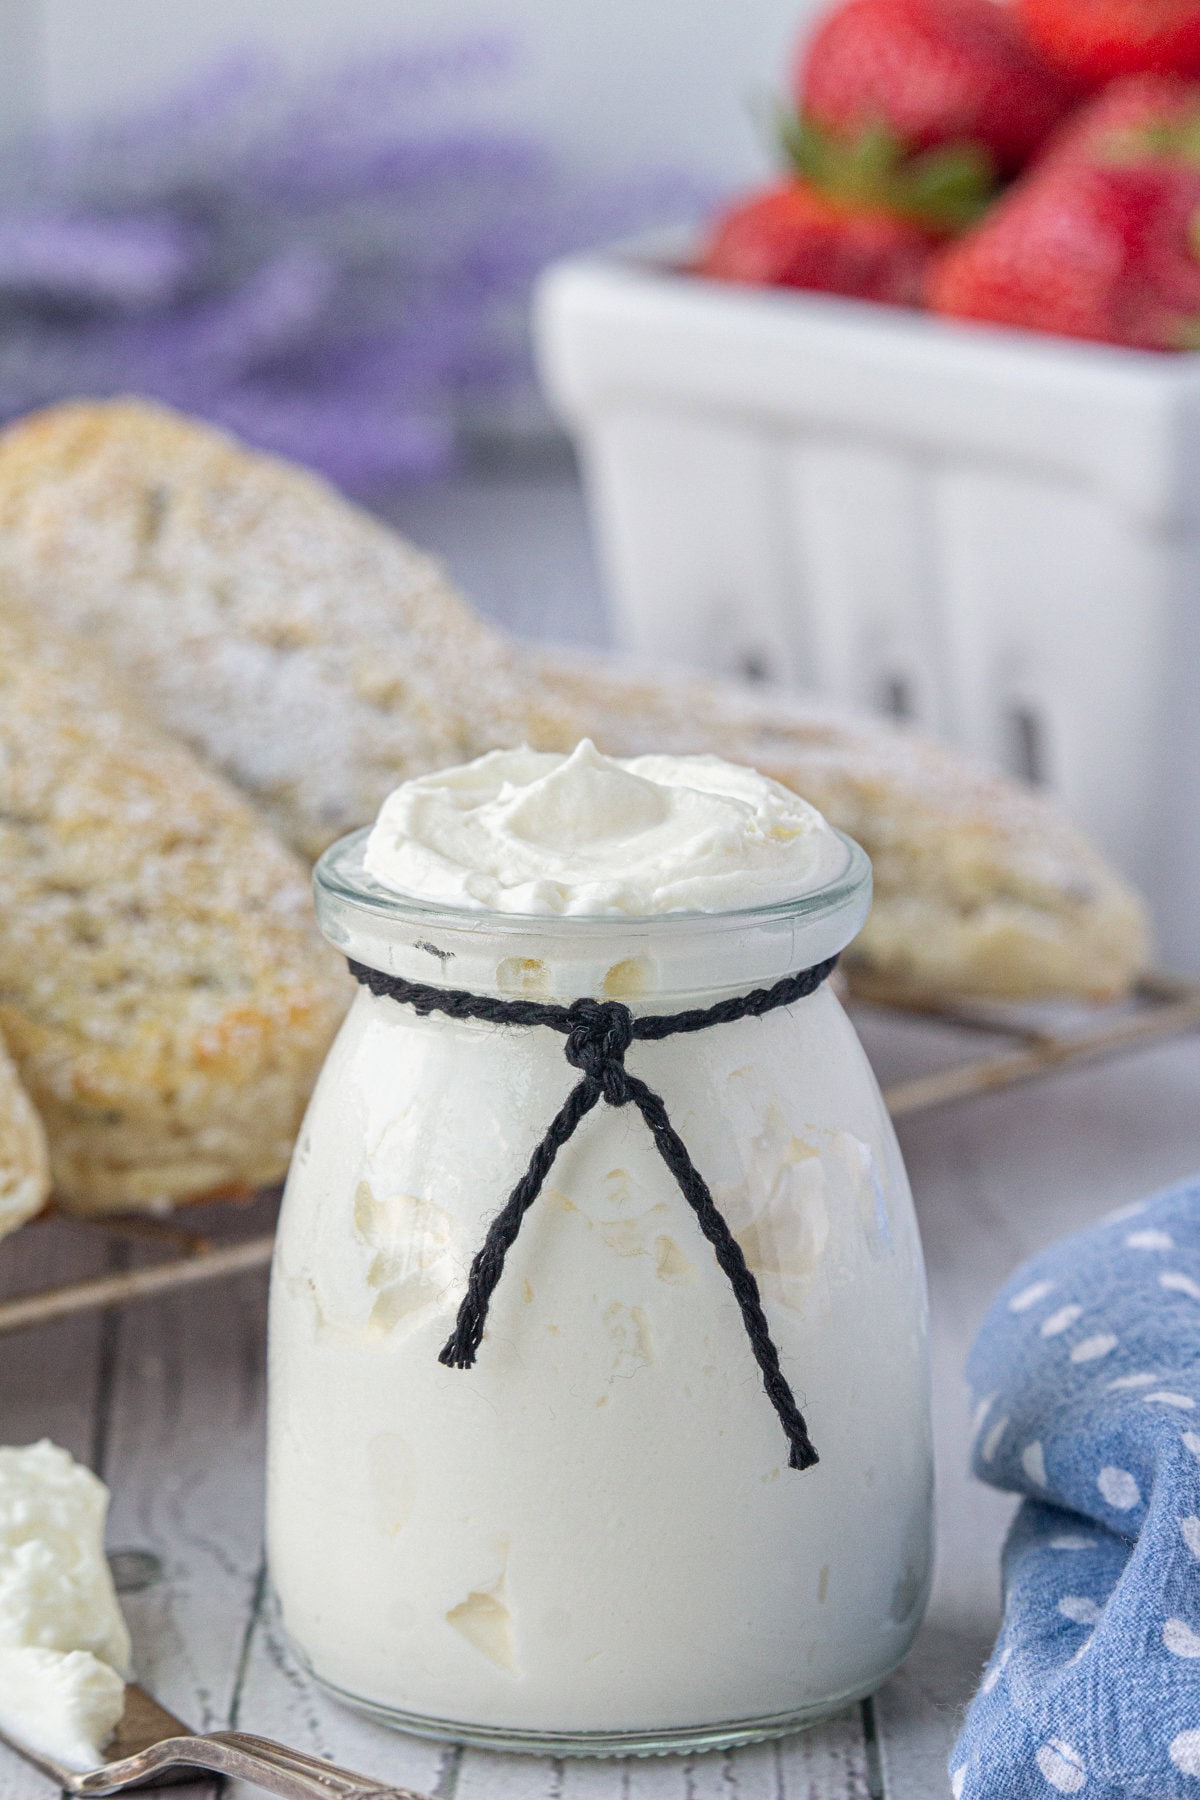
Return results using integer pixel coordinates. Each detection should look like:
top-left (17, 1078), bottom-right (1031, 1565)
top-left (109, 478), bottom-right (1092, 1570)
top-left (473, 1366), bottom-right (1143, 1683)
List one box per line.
top-left (3, 463), bottom-right (1198, 1800)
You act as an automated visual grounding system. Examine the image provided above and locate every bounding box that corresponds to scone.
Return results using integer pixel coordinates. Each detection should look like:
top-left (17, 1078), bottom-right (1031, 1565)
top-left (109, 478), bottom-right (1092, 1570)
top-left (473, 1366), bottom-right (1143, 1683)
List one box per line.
top-left (0, 1034), bottom-right (50, 1242)
top-left (0, 598), bottom-right (349, 1214)
top-left (529, 655), bottom-right (1149, 1002)
top-left (0, 396), bottom-right (570, 860)
top-left (0, 397), bottom-right (1147, 1004)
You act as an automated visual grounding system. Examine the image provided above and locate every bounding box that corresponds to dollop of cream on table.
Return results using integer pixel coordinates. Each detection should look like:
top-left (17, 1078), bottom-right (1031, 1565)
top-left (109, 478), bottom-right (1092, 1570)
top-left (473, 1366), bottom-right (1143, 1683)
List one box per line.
top-left (0, 1440), bottom-right (130, 1772)
top-left (364, 740), bottom-right (848, 915)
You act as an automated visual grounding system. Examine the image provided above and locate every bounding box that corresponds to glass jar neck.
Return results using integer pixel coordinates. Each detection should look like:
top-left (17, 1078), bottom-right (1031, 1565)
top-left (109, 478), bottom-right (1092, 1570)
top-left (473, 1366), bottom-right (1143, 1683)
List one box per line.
top-left (313, 828), bottom-right (872, 1007)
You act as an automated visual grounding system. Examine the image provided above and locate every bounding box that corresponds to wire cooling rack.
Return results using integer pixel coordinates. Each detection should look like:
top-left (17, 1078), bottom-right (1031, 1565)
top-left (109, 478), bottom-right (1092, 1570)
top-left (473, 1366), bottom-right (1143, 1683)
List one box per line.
top-left (2, 974), bottom-right (1198, 1338)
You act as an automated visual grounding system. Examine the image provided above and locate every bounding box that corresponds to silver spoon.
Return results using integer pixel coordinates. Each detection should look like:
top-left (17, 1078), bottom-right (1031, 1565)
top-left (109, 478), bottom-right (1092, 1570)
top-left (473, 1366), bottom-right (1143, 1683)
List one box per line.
top-left (0, 1680), bottom-right (432, 1797)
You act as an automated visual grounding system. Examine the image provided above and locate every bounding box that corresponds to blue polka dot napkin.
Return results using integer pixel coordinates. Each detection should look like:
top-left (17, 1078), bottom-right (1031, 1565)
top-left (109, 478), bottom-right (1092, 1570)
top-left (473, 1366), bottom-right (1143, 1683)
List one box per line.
top-left (950, 1175), bottom-right (1200, 1799)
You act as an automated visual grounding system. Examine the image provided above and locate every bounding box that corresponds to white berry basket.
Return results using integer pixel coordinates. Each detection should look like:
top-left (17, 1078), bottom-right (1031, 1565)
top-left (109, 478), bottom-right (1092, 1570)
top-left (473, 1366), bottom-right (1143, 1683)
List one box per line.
top-left (534, 236), bottom-right (1200, 971)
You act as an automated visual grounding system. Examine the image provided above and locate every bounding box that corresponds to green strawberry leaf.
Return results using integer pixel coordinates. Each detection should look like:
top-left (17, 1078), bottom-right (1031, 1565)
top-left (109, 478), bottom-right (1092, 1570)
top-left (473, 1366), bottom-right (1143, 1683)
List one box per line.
top-left (898, 144), bottom-right (998, 233)
top-left (780, 108), bottom-right (905, 196)
top-left (778, 109), bottom-right (838, 186)
top-left (1104, 112), bottom-right (1200, 167)
top-left (1172, 311), bottom-right (1200, 350)
top-left (778, 107), bottom-right (996, 234)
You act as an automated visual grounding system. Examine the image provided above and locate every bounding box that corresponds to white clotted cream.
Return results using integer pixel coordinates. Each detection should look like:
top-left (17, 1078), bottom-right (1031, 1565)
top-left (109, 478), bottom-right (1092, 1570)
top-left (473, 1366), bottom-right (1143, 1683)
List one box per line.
top-left (0, 1441), bottom-right (129, 1771)
top-left (363, 740), bottom-right (849, 916)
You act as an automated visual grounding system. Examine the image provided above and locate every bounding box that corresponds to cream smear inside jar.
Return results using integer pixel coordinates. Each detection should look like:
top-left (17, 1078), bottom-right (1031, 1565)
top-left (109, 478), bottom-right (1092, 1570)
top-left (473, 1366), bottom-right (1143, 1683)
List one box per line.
top-left (267, 741), bottom-right (933, 1755)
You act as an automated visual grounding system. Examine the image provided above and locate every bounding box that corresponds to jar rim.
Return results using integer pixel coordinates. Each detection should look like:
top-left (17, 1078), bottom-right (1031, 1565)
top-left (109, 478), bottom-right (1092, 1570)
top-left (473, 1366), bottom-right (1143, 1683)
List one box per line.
top-left (314, 825), bottom-right (872, 941)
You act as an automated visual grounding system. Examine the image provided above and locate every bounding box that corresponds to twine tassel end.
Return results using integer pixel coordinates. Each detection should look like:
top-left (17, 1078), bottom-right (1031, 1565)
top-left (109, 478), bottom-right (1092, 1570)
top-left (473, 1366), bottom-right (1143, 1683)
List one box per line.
top-left (789, 1436), bottom-right (820, 1473)
top-left (438, 1335), bottom-right (478, 1371)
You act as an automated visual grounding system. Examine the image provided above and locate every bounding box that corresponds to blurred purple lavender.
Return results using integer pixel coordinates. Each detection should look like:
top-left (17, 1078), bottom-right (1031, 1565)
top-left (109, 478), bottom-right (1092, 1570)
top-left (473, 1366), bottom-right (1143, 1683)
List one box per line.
top-left (0, 38), bottom-right (703, 492)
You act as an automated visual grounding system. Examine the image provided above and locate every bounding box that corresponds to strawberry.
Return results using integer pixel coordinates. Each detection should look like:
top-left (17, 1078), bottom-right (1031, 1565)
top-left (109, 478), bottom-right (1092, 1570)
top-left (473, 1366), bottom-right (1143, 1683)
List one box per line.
top-left (796, 0), bottom-right (1081, 180)
top-left (1017, 0), bottom-right (1200, 87)
top-left (928, 76), bottom-right (1200, 349)
top-left (696, 180), bottom-right (936, 306)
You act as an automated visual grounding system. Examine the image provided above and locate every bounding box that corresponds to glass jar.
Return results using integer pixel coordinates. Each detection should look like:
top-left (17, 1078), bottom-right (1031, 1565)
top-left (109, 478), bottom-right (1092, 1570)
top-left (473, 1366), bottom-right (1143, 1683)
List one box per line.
top-left (267, 828), bottom-right (932, 1757)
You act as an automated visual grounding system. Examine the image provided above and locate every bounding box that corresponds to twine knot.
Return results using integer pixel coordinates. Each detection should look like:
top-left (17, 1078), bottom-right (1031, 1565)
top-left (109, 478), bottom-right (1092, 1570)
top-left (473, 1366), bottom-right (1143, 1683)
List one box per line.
top-left (565, 997), bottom-right (634, 1103)
top-left (348, 952), bottom-right (838, 1471)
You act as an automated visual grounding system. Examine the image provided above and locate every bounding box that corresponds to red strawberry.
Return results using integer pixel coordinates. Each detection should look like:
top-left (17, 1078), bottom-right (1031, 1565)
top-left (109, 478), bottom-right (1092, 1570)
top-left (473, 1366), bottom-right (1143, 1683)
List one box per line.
top-left (1017, 0), bottom-right (1200, 87)
top-left (797, 0), bottom-right (1081, 177)
top-left (928, 76), bottom-right (1200, 349)
top-left (697, 180), bottom-right (936, 306)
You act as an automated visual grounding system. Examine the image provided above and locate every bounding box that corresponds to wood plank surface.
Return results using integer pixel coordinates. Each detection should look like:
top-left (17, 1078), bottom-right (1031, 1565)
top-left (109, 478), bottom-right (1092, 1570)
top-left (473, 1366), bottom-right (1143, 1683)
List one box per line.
top-left (100, 1204), bottom-right (274, 1800)
top-left (449, 1706), bottom-right (873, 1800)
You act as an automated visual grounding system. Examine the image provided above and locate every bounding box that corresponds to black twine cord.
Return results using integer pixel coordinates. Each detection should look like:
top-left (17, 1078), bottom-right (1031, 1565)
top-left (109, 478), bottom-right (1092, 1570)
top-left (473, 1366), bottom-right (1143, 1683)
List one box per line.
top-left (348, 953), bottom-right (839, 1471)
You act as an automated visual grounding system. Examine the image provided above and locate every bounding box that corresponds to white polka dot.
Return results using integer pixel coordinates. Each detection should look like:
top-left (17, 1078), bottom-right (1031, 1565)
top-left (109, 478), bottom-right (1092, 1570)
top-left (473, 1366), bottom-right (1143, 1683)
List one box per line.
top-left (1125, 1227), bottom-right (1174, 1250)
top-left (951, 1766), bottom-right (966, 1799)
top-left (1181, 1516), bottom-right (1200, 1559)
top-left (1171, 1730), bottom-right (1200, 1776)
top-left (1098, 1465), bottom-right (1140, 1509)
top-left (1036, 1740), bottom-right (1087, 1792)
top-left (972, 1391), bottom-right (996, 1435)
top-left (981, 1663), bottom-right (1000, 1694)
top-left (1165, 1618), bottom-right (1200, 1658)
top-left (1108, 1372), bottom-right (1157, 1390)
top-left (1144, 1391), bottom-right (1196, 1409)
top-left (1070, 1334), bottom-right (1117, 1363)
top-left (1162, 1271), bottom-right (1200, 1301)
top-left (1041, 1303), bottom-right (1084, 1338)
top-left (1184, 1431), bottom-right (1200, 1460)
top-left (1050, 1534), bottom-right (1095, 1551)
top-left (1023, 1441), bottom-right (1047, 1487)
top-left (981, 1416), bottom-right (1008, 1462)
top-left (1010, 1278), bottom-right (1055, 1313)
top-left (1059, 1595), bottom-right (1101, 1625)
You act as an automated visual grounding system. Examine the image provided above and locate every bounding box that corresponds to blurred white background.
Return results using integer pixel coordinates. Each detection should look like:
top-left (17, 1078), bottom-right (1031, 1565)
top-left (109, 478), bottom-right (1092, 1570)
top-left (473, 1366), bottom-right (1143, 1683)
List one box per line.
top-left (0, 0), bottom-right (824, 185)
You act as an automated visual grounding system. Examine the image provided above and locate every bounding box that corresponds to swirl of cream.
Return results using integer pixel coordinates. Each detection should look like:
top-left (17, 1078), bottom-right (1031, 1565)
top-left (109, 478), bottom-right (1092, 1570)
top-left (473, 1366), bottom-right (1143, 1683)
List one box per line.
top-left (363, 739), bottom-right (848, 916)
